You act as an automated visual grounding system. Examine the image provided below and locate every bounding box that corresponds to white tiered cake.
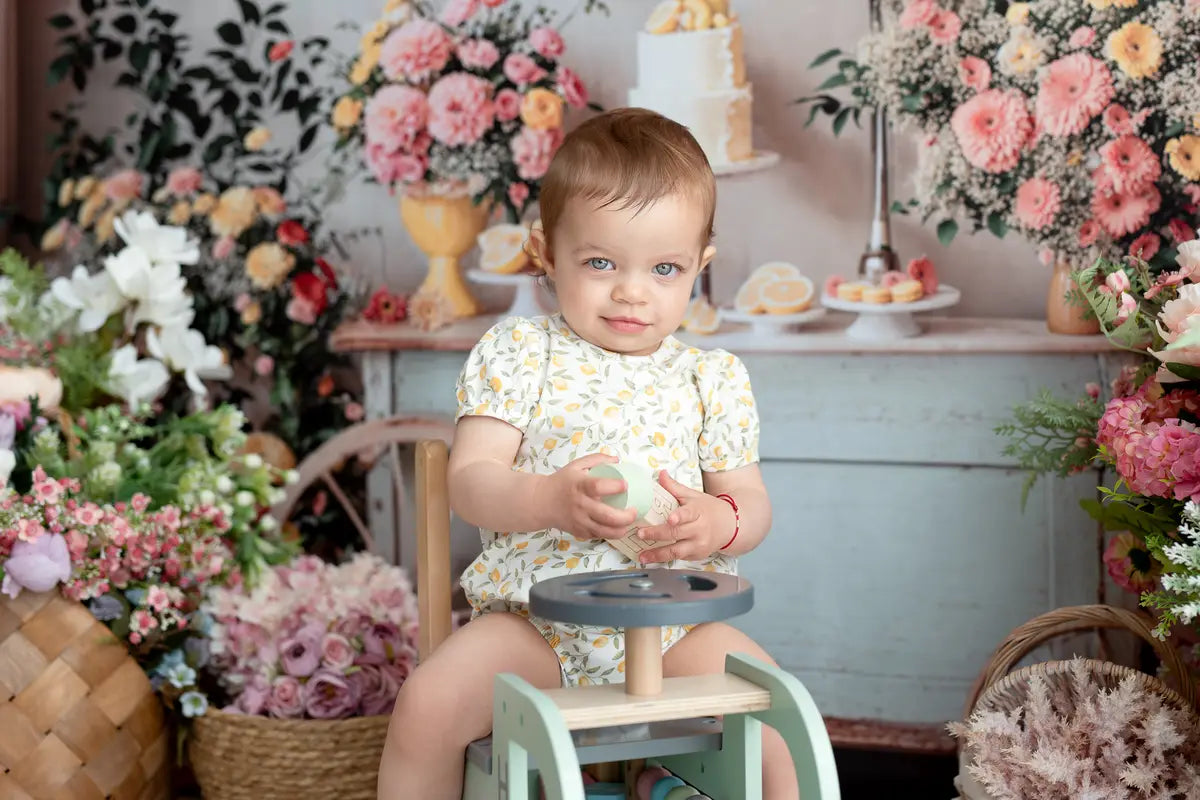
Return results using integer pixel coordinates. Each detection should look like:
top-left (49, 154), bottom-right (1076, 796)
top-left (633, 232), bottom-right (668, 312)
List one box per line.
top-left (627, 1), bottom-right (754, 168)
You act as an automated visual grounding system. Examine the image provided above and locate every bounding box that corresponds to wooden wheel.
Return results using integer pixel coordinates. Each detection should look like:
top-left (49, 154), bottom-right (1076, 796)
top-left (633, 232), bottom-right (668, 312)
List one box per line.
top-left (270, 416), bottom-right (454, 564)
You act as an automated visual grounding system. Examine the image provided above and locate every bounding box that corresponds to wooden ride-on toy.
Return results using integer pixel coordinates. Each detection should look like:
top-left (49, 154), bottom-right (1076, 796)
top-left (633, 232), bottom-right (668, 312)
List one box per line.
top-left (414, 439), bottom-right (841, 800)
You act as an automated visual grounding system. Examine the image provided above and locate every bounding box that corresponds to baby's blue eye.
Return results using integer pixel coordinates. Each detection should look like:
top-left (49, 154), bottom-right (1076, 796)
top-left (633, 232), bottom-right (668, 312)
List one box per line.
top-left (587, 257), bottom-right (614, 271)
top-left (654, 263), bottom-right (681, 277)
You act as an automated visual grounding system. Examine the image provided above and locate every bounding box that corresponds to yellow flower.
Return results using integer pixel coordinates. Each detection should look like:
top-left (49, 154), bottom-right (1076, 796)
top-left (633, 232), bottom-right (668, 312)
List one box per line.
top-left (39, 219), bottom-right (68, 251)
top-left (332, 96), bottom-right (363, 130)
top-left (244, 126), bottom-right (272, 151)
top-left (570, 431), bottom-right (583, 445)
top-left (1005, 3), bottom-right (1029, 24)
top-left (241, 301), bottom-right (262, 325)
top-left (653, 432), bottom-right (665, 446)
top-left (1107, 21), bottom-right (1162, 79)
top-left (1166, 136), bottom-right (1200, 181)
top-left (351, 59), bottom-right (373, 86)
top-left (167, 201), bottom-right (191, 225)
top-left (543, 438), bottom-right (556, 450)
top-left (209, 186), bottom-right (258, 238)
top-left (245, 242), bottom-right (296, 289)
top-left (351, 43), bottom-right (382, 86)
top-left (193, 193), bottom-right (217, 214)
top-left (1087, 0), bottom-right (1111, 6)
top-left (1066, 150), bottom-right (1084, 167)
top-left (95, 208), bottom-right (117, 244)
top-left (384, 0), bottom-right (408, 12)
top-left (77, 193), bottom-right (105, 228)
top-left (490, 376), bottom-right (503, 392)
top-left (1192, 113), bottom-right (1200, 132)
top-left (360, 20), bottom-right (389, 49)
top-left (520, 88), bottom-right (564, 131)
top-left (57, 179), bottom-right (75, 208)
top-left (73, 175), bottom-right (96, 200)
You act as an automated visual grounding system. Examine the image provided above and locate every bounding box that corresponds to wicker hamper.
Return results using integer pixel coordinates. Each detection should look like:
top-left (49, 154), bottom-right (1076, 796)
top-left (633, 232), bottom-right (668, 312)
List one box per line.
top-left (189, 710), bottom-right (391, 800)
top-left (0, 590), bottom-right (169, 800)
top-left (954, 604), bottom-right (1200, 800)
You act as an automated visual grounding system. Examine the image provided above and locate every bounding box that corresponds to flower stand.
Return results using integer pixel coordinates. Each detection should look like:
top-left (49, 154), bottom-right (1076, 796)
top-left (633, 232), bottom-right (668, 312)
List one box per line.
top-left (0, 590), bottom-right (169, 799)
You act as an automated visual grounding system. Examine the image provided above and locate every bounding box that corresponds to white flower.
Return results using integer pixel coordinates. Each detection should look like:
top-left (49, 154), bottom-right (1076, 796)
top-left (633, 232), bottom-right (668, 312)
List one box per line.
top-left (1178, 240), bottom-right (1200, 274)
top-left (103, 246), bottom-right (195, 330)
top-left (106, 344), bottom-right (170, 409)
top-left (48, 265), bottom-right (127, 333)
top-left (0, 448), bottom-right (14, 488)
top-left (145, 325), bottom-right (232, 399)
top-left (113, 210), bottom-right (200, 267)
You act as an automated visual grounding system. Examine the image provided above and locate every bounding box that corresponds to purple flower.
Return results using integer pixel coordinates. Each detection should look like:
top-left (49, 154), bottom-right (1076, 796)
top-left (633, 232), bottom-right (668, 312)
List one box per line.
top-left (353, 661), bottom-right (409, 717)
top-left (1, 533), bottom-right (72, 598)
top-left (236, 675), bottom-right (271, 716)
top-left (279, 627), bottom-right (322, 677)
top-left (303, 669), bottom-right (362, 719)
top-left (362, 621), bottom-right (404, 661)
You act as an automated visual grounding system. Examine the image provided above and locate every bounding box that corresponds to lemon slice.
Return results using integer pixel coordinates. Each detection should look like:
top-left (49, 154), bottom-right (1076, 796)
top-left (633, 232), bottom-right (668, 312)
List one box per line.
top-left (478, 223), bottom-right (530, 274)
top-left (750, 261), bottom-right (802, 282)
top-left (707, 0), bottom-right (730, 15)
top-left (733, 274), bottom-right (773, 314)
top-left (646, 0), bottom-right (682, 33)
top-left (681, 296), bottom-right (720, 334)
top-left (760, 276), bottom-right (815, 314)
top-left (681, 0), bottom-right (712, 29)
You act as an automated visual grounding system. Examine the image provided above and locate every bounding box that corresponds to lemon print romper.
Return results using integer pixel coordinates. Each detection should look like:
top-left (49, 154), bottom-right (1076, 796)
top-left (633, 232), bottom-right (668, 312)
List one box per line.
top-left (455, 313), bottom-right (761, 687)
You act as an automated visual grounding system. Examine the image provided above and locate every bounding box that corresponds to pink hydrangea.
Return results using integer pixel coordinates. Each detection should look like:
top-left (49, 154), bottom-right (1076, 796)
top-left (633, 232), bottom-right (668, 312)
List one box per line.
top-left (1014, 177), bottom-right (1061, 230)
top-left (511, 126), bottom-right (563, 180)
top-left (529, 26), bottom-right (565, 58)
top-left (503, 52), bottom-right (547, 86)
top-left (364, 84), bottom-right (429, 153)
top-left (457, 38), bottom-right (500, 70)
top-left (958, 57), bottom-right (991, 91)
top-left (439, 0), bottom-right (478, 27)
top-left (427, 72), bottom-right (495, 146)
top-left (557, 66), bottom-right (588, 108)
top-left (1035, 53), bottom-right (1114, 137)
top-left (1095, 381), bottom-right (1200, 501)
top-left (950, 89), bottom-right (1033, 174)
top-left (495, 88), bottom-right (522, 121)
top-left (379, 19), bottom-right (453, 82)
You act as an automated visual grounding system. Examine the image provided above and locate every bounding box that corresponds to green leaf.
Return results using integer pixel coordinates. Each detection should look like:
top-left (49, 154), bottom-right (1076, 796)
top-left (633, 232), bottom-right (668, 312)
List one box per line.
top-left (49, 13), bottom-right (74, 29)
top-left (217, 21), bottom-right (243, 45)
top-left (129, 41), bottom-right (151, 72)
top-left (1163, 121), bottom-right (1186, 139)
top-left (816, 73), bottom-right (848, 91)
top-left (298, 123), bottom-right (319, 152)
top-left (901, 93), bottom-right (924, 112)
top-left (832, 107), bottom-right (852, 136)
top-left (986, 212), bottom-right (1008, 238)
top-left (266, 19), bottom-right (288, 34)
top-left (808, 48), bottom-right (842, 68)
top-left (236, 0), bottom-right (261, 24)
top-left (936, 219), bottom-right (958, 246)
top-left (1165, 362), bottom-right (1200, 382)
top-left (113, 13), bottom-right (136, 33)
top-left (47, 54), bottom-right (72, 85)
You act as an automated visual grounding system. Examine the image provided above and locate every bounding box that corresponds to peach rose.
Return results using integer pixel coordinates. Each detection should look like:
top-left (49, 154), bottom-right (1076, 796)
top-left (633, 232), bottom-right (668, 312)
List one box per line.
top-left (519, 88), bottom-right (564, 131)
top-left (245, 242), bottom-right (296, 290)
top-left (332, 96), bottom-right (364, 130)
top-left (209, 187), bottom-right (258, 238)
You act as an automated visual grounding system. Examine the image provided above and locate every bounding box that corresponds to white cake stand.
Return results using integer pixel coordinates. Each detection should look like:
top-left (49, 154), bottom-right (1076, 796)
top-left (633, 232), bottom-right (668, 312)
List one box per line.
top-left (820, 285), bottom-right (961, 340)
top-left (712, 150), bottom-right (781, 177)
top-left (467, 269), bottom-right (549, 318)
top-left (721, 306), bottom-right (826, 334)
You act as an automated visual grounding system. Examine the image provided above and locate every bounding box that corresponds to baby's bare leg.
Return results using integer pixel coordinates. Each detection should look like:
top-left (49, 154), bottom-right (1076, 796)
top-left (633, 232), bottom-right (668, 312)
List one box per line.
top-left (377, 612), bottom-right (562, 800)
top-left (663, 622), bottom-right (800, 800)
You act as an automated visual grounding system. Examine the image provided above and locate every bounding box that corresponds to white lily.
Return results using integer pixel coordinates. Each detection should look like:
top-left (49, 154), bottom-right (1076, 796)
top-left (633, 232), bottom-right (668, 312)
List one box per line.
top-left (103, 245), bottom-right (195, 330)
top-left (146, 325), bottom-right (232, 398)
top-left (106, 344), bottom-right (170, 409)
top-left (48, 265), bottom-right (127, 333)
top-left (113, 209), bottom-right (200, 267)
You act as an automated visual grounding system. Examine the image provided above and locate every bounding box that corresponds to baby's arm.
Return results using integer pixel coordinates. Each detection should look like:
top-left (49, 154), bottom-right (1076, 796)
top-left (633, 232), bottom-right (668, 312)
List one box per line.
top-left (448, 415), bottom-right (557, 533)
top-left (701, 463), bottom-right (771, 556)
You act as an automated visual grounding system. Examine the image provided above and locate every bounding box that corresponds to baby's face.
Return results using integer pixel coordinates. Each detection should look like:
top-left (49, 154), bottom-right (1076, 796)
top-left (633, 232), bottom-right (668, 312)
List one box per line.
top-left (544, 192), bottom-right (714, 356)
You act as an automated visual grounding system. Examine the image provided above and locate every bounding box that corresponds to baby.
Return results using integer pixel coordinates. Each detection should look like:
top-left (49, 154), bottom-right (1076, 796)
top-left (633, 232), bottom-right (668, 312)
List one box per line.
top-left (378, 107), bottom-right (797, 799)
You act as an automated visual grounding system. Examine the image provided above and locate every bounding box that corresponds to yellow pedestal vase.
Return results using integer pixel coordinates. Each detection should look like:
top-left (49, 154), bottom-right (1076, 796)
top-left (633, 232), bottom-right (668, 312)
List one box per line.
top-left (399, 191), bottom-right (491, 320)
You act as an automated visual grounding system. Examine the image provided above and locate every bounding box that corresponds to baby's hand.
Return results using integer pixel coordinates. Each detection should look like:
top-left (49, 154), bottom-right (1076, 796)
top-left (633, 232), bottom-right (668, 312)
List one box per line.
top-left (635, 471), bottom-right (736, 564)
top-left (544, 453), bottom-right (638, 541)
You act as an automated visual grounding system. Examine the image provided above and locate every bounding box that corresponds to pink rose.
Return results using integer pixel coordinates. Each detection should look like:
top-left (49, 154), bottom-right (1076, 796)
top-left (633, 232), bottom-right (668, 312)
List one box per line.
top-left (213, 236), bottom-right (236, 260)
top-left (304, 669), bottom-right (362, 719)
top-left (511, 126), bottom-right (563, 181)
top-left (495, 88), bottom-right (522, 121)
top-left (928, 10), bottom-right (961, 44)
top-left (427, 72), bottom-right (495, 146)
top-left (557, 66), bottom-right (588, 109)
top-left (104, 169), bottom-right (143, 202)
top-left (457, 38), bottom-right (500, 70)
top-left (254, 355), bottom-right (274, 376)
top-left (352, 662), bottom-right (404, 717)
top-left (439, 0), bottom-right (478, 27)
top-left (280, 627), bottom-right (322, 677)
top-left (365, 84), bottom-right (429, 152)
top-left (380, 19), bottom-right (453, 82)
top-left (365, 142), bottom-right (428, 186)
top-left (899, 0), bottom-right (937, 28)
top-left (286, 297), bottom-right (319, 325)
top-left (503, 52), bottom-right (547, 86)
top-left (0, 533), bottom-right (72, 598)
top-left (529, 26), bottom-right (565, 59)
top-left (236, 676), bottom-right (271, 715)
top-left (166, 166), bottom-right (203, 196)
top-left (507, 181), bottom-right (529, 209)
top-left (1069, 26), bottom-right (1095, 49)
top-left (321, 632), bottom-right (355, 671)
top-left (268, 675), bottom-right (305, 718)
top-left (957, 57), bottom-right (990, 91)
top-left (345, 402), bottom-right (365, 422)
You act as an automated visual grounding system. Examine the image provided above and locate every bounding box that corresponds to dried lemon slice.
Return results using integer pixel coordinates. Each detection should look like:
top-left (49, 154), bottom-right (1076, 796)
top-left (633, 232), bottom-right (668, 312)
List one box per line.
top-left (477, 223), bottom-right (530, 274)
top-left (681, 0), bottom-right (712, 29)
top-left (681, 296), bottom-right (721, 334)
top-left (760, 276), bottom-right (815, 314)
top-left (645, 0), bottom-right (682, 33)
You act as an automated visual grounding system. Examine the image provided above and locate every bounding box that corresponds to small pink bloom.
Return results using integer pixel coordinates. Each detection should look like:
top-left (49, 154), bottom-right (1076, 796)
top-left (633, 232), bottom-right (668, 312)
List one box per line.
top-left (1014, 177), bottom-right (1061, 230)
top-left (928, 10), bottom-right (961, 44)
top-left (254, 355), bottom-right (275, 376)
top-left (503, 52), bottom-right (547, 86)
top-left (345, 402), bottom-right (365, 422)
top-left (321, 633), bottom-right (355, 671)
top-left (427, 72), bottom-right (495, 146)
top-left (1098, 135), bottom-right (1161, 195)
top-left (104, 169), bottom-right (143, 202)
top-left (439, 0), bottom-right (477, 27)
top-left (1035, 53), bottom-right (1114, 138)
top-left (557, 66), bottom-right (588, 109)
top-left (269, 40), bottom-right (294, 62)
top-left (146, 585), bottom-right (170, 612)
top-left (899, 0), bottom-right (937, 28)
top-left (286, 297), bottom-right (319, 325)
top-left (950, 89), bottom-right (1032, 174)
top-left (529, 26), bottom-right (565, 59)
top-left (481, 0), bottom-right (505, 6)
top-left (1169, 218), bottom-right (1196, 244)
top-left (1069, 26), bottom-right (1095, 48)
top-left (1038, 248), bottom-right (1055, 267)
top-left (1106, 270), bottom-right (1131, 294)
top-left (234, 293), bottom-right (252, 312)
top-left (511, 126), bottom-right (563, 181)
top-left (1103, 103), bottom-right (1133, 135)
top-left (1086, 382), bottom-right (1101, 399)
top-left (823, 275), bottom-right (844, 297)
top-left (1186, 185), bottom-right (1200, 205)
top-left (507, 181), bottom-right (529, 209)
top-left (1129, 232), bottom-right (1160, 262)
top-left (365, 142), bottom-right (428, 186)
top-left (495, 88), bottom-right (522, 121)
top-left (166, 166), bottom-right (203, 196)
top-left (268, 675), bottom-right (305, 718)
top-left (1079, 219), bottom-right (1100, 247)
top-left (213, 236), bottom-right (235, 260)
top-left (1114, 292), bottom-right (1137, 324)
top-left (457, 38), bottom-right (500, 70)
top-left (236, 676), bottom-right (271, 716)
top-left (380, 19), bottom-right (453, 83)
top-left (958, 57), bottom-right (991, 91)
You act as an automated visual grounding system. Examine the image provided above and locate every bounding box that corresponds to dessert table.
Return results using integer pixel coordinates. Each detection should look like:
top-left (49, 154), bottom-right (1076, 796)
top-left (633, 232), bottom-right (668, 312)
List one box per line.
top-left (331, 312), bottom-right (1121, 753)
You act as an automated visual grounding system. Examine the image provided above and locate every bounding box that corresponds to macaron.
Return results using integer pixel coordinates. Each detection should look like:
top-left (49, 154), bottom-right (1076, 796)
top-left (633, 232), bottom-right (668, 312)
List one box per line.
top-left (862, 285), bottom-right (892, 304)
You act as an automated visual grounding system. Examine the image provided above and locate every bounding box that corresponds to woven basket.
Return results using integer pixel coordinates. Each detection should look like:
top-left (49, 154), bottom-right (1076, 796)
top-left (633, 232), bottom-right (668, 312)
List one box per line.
top-left (954, 604), bottom-right (1200, 800)
top-left (189, 709), bottom-right (391, 799)
top-left (0, 590), bottom-right (169, 800)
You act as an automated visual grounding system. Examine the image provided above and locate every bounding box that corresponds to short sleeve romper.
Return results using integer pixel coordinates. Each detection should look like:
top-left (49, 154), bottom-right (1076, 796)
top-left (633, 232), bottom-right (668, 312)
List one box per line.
top-left (455, 313), bottom-right (760, 687)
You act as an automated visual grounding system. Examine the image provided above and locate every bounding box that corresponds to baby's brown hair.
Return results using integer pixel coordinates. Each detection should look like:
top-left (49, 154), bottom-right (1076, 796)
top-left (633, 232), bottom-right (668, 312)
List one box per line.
top-left (535, 107), bottom-right (716, 257)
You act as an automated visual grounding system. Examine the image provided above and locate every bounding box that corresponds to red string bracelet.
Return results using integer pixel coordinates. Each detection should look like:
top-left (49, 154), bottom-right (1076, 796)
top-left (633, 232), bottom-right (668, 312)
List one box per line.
top-left (716, 493), bottom-right (739, 551)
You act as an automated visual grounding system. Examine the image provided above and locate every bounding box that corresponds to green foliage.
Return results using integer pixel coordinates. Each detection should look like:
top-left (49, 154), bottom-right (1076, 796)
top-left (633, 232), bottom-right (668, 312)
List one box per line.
top-left (994, 389), bottom-right (1104, 508)
top-left (794, 49), bottom-right (871, 133)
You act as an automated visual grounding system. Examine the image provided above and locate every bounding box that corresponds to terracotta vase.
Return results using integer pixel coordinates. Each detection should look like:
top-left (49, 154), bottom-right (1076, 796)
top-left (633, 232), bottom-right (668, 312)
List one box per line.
top-left (1045, 258), bottom-right (1100, 335)
top-left (398, 191), bottom-right (490, 319)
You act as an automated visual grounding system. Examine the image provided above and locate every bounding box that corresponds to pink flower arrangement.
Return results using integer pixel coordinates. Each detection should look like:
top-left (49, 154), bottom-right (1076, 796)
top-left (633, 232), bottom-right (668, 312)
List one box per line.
top-left (338, 0), bottom-right (595, 220)
top-left (205, 553), bottom-right (419, 719)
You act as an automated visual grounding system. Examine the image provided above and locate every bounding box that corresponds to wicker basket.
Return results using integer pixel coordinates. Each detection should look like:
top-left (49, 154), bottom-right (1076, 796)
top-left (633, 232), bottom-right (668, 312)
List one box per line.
top-left (0, 590), bottom-right (169, 800)
top-left (189, 709), bottom-right (391, 799)
top-left (954, 604), bottom-right (1200, 800)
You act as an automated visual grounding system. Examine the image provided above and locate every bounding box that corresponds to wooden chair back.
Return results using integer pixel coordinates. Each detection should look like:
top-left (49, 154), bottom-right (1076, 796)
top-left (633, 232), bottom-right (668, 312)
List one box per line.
top-left (414, 439), bottom-right (454, 661)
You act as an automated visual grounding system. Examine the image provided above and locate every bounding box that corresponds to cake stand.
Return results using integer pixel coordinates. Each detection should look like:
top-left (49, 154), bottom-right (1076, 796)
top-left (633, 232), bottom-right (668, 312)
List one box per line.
top-left (712, 150), bottom-right (781, 178)
top-left (466, 269), bottom-right (549, 318)
top-left (720, 306), bottom-right (826, 334)
top-left (820, 284), bottom-right (961, 340)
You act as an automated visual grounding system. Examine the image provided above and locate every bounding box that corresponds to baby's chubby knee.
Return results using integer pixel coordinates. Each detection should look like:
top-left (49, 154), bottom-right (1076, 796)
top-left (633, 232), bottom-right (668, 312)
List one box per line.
top-left (387, 661), bottom-right (483, 747)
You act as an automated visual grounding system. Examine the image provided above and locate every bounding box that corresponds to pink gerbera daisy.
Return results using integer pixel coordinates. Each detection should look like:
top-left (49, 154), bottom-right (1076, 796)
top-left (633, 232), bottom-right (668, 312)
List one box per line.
top-left (1098, 135), bottom-right (1161, 194)
top-left (958, 57), bottom-right (991, 91)
top-left (928, 10), bottom-right (962, 44)
top-left (950, 89), bottom-right (1033, 174)
top-left (1015, 177), bottom-right (1062, 230)
top-left (1092, 184), bottom-right (1161, 238)
top-left (1035, 53), bottom-right (1114, 137)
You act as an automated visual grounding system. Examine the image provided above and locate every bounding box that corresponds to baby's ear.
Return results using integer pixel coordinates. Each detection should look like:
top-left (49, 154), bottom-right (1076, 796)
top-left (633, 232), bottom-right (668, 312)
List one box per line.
top-left (699, 244), bottom-right (716, 271)
top-left (526, 220), bottom-right (554, 277)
